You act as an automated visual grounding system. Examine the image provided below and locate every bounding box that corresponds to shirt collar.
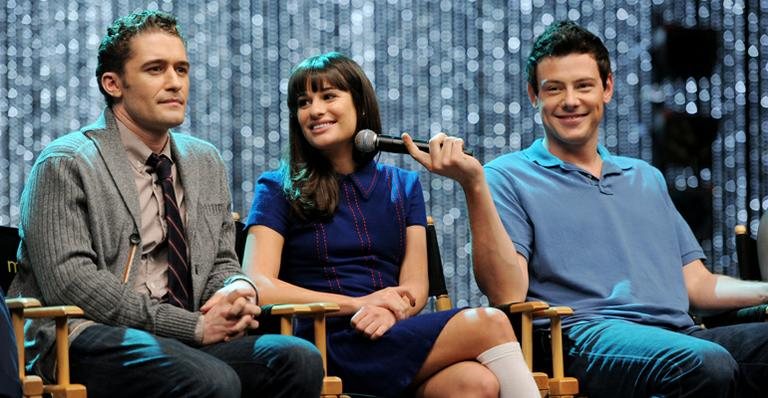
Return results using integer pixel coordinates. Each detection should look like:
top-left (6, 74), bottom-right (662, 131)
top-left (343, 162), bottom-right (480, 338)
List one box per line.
top-left (345, 160), bottom-right (380, 200)
top-left (525, 138), bottom-right (634, 175)
top-left (116, 119), bottom-right (172, 173)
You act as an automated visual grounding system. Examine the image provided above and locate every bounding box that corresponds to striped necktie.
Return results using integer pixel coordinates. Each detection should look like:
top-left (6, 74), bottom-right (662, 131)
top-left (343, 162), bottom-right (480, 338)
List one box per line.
top-left (146, 153), bottom-right (192, 310)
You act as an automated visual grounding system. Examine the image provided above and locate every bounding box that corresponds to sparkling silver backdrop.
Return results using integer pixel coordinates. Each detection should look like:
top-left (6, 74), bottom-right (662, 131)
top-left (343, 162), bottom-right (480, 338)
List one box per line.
top-left (1, 0), bottom-right (765, 307)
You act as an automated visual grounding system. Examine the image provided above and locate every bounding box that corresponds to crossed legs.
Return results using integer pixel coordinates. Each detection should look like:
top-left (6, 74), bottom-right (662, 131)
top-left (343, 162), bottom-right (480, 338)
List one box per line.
top-left (414, 307), bottom-right (539, 398)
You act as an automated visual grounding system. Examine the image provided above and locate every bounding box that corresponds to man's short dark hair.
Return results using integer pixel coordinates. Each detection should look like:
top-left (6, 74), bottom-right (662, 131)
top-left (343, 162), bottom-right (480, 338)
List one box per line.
top-left (96, 10), bottom-right (184, 107)
top-left (526, 21), bottom-right (612, 94)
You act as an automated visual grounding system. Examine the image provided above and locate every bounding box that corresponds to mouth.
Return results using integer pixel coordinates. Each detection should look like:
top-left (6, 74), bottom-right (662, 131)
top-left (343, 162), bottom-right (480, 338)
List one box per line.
top-left (159, 98), bottom-right (185, 106)
top-left (556, 113), bottom-right (587, 124)
top-left (309, 121), bottom-right (336, 132)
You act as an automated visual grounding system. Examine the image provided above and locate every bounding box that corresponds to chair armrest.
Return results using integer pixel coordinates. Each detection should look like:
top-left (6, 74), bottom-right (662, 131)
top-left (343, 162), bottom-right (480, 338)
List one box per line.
top-left (6, 300), bottom-right (86, 397)
top-left (5, 297), bottom-right (42, 310)
top-left (262, 302), bottom-right (343, 396)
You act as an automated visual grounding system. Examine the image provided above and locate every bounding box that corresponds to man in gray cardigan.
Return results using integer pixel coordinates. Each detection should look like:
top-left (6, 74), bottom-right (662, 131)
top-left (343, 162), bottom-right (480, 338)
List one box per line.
top-left (8, 10), bottom-right (323, 397)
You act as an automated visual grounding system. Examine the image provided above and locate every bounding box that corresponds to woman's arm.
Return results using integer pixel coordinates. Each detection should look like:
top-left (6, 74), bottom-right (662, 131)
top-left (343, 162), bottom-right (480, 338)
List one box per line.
top-left (242, 225), bottom-right (415, 317)
top-left (397, 225), bottom-right (429, 316)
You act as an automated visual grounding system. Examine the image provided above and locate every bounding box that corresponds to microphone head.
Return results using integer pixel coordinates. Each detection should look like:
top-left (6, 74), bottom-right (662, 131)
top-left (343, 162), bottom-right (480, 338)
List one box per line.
top-left (354, 129), bottom-right (378, 153)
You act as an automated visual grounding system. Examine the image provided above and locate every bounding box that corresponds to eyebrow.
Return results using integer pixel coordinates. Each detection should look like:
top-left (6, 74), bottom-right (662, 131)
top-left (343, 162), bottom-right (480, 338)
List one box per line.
top-left (540, 77), bottom-right (597, 86)
top-left (140, 59), bottom-right (190, 69)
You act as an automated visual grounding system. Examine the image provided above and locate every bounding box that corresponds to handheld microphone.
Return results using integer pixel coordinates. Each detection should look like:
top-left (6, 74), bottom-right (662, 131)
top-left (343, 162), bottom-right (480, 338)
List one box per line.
top-left (353, 129), bottom-right (473, 156)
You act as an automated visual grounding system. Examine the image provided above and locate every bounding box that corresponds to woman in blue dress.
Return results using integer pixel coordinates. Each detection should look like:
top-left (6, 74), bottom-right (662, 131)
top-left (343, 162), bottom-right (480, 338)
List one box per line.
top-left (242, 52), bottom-right (538, 398)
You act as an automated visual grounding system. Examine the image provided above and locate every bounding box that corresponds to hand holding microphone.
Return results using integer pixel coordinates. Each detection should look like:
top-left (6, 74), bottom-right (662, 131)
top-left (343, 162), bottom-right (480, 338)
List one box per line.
top-left (354, 129), bottom-right (473, 156)
top-left (397, 131), bottom-right (486, 190)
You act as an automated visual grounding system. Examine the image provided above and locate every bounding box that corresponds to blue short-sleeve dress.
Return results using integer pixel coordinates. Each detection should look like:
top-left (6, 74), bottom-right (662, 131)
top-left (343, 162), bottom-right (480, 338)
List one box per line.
top-left (245, 160), bottom-right (461, 397)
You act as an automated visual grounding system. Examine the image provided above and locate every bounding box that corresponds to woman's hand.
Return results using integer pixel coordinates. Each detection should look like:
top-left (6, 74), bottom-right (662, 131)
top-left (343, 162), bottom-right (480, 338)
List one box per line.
top-left (350, 305), bottom-right (397, 340)
top-left (403, 132), bottom-right (484, 189)
top-left (354, 286), bottom-right (415, 320)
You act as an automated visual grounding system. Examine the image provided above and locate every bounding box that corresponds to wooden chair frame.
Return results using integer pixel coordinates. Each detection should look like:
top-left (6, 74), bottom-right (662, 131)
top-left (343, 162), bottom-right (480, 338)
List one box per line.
top-left (7, 298), bottom-right (86, 398)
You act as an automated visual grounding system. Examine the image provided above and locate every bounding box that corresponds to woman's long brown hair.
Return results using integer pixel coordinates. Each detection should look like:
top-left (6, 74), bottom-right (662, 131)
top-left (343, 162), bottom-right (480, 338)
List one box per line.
top-left (282, 52), bottom-right (382, 220)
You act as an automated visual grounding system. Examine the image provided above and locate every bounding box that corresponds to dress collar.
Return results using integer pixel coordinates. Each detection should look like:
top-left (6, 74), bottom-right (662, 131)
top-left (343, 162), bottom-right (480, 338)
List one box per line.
top-left (345, 160), bottom-right (380, 200)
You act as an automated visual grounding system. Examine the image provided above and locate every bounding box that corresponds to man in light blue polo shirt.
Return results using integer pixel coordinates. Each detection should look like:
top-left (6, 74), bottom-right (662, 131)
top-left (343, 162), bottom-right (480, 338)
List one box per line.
top-left (406, 20), bottom-right (768, 398)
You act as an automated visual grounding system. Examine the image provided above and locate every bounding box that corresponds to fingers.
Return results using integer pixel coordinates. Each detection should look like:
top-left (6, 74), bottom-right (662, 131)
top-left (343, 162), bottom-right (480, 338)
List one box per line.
top-left (350, 306), bottom-right (395, 340)
top-left (200, 292), bottom-right (223, 313)
top-left (402, 133), bottom-right (432, 169)
top-left (393, 286), bottom-right (417, 307)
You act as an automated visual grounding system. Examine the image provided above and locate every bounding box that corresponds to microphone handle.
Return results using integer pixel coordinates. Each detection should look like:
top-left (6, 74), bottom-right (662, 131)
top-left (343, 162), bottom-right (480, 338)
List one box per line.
top-left (376, 137), bottom-right (429, 154)
top-left (376, 135), bottom-right (474, 156)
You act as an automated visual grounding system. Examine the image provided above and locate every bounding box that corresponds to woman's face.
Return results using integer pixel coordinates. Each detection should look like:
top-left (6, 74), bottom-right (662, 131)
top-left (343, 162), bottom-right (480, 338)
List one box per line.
top-left (296, 80), bottom-right (358, 160)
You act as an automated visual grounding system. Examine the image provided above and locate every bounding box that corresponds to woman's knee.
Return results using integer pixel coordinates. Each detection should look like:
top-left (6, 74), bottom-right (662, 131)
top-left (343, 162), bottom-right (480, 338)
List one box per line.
top-left (456, 307), bottom-right (516, 344)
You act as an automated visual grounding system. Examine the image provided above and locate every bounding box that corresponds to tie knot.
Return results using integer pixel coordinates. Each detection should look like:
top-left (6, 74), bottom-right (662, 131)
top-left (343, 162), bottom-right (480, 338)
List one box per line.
top-left (146, 153), bottom-right (173, 180)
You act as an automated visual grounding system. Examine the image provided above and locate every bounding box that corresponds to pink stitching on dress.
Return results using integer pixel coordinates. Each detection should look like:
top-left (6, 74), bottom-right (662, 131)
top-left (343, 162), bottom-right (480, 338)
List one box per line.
top-left (316, 222), bottom-right (342, 292)
top-left (343, 180), bottom-right (378, 288)
top-left (315, 223), bottom-right (335, 292)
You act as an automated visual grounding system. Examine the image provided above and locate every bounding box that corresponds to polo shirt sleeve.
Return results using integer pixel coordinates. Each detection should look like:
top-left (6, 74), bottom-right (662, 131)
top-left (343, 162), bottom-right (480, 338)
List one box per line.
top-left (651, 167), bottom-right (706, 266)
top-left (245, 171), bottom-right (291, 236)
top-left (485, 163), bottom-right (534, 260)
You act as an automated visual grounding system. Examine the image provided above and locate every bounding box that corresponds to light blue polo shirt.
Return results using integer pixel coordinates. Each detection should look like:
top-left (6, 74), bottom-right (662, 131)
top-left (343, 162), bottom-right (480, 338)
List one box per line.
top-left (485, 138), bottom-right (704, 330)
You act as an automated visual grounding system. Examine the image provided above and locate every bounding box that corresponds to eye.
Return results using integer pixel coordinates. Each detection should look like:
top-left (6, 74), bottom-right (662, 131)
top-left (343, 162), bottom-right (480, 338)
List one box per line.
top-left (297, 98), bottom-right (310, 108)
top-left (175, 65), bottom-right (189, 75)
top-left (147, 65), bottom-right (163, 73)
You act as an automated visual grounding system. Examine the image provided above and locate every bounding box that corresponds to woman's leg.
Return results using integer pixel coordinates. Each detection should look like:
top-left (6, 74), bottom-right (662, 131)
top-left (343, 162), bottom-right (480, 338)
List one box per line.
top-left (415, 361), bottom-right (499, 398)
top-left (413, 307), bottom-right (539, 398)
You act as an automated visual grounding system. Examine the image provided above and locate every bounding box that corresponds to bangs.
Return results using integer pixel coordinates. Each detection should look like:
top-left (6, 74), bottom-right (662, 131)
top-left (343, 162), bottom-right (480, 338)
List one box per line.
top-left (287, 57), bottom-right (353, 110)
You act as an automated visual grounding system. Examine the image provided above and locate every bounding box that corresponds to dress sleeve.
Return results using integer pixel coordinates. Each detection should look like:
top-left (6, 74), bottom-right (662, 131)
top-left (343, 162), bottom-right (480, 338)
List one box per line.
top-left (244, 171), bottom-right (292, 236)
top-left (404, 171), bottom-right (427, 227)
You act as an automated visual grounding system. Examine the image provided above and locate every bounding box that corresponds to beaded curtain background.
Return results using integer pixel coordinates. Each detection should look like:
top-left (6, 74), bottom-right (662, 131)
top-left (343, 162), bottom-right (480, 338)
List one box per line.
top-left (1, 0), bottom-right (763, 306)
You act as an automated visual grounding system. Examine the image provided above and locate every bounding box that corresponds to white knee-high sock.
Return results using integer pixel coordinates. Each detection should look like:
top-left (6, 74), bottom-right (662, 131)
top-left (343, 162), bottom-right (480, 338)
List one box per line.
top-left (477, 341), bottom-right (540, 398)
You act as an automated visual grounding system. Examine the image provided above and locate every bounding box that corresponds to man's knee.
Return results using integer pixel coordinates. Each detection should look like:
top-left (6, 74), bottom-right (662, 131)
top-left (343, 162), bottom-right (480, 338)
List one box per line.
top-left (261, 335), bottom-right (324, 389)
top-left (669, 343), bottom-right (737, 396)
top-left (197, 366), bottom-right (241, 398)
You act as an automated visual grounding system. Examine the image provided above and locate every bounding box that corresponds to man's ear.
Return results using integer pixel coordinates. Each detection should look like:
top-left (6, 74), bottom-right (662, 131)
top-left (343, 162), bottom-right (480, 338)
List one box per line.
top-left (527, 83), bottom-right (539, 107)
top-left (101, 72), bottom-right (123, 100)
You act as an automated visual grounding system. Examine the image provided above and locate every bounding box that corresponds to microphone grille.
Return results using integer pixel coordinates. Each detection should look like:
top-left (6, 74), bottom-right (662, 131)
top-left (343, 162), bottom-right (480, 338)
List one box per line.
top-left (354, 129), bottom-right (377, 153)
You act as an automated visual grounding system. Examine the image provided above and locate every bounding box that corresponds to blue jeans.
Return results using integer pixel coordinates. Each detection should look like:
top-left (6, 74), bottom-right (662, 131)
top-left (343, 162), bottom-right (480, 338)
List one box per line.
top-left (67, 325), bottom-right (324, 398)
top-left (562, 319), bottom-right (768, 397)
top-left (0, 291), bottom-right (21, 398)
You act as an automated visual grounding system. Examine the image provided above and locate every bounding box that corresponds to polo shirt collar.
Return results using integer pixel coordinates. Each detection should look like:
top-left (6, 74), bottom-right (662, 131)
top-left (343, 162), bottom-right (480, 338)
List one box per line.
top-left (345, 159), bottom-right (380, 200)
top-left (526, 138), bottom-right (634, 176)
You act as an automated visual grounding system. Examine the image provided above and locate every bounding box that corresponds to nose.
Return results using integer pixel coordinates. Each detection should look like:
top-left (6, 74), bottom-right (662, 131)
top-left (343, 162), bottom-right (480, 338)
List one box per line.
top-left (307, 100), bottom-right (325, 118)
top-left (165, 68), bottom-right (184, 91)
top-left (562, 87), bottom-right (578, 109)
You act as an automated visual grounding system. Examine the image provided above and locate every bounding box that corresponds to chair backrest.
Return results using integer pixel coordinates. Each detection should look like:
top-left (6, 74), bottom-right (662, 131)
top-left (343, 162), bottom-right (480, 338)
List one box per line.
top-left (426, 216), bottom-right (452, 311)
top-left (756, 212), bottom-right (768, 281)
top-left (0, 225), bottom-right (21, 294)
top-left (735, 224), bottom-right (762, 281)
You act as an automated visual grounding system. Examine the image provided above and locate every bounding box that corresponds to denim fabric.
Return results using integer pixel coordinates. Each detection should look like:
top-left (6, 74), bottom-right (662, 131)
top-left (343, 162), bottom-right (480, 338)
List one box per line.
top-left (0, 291), bottom-right (21, 398)
top-left (68, 325), bottom-right (324, 398)
top-left (562, 319), bottom-right (768, 397)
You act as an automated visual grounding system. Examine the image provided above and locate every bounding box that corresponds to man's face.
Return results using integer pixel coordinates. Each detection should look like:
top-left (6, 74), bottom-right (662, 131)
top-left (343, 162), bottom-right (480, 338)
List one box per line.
top-left (528, 53), bottom-right (613, 152)
top-left (105, 31), bottom-right (190, 135)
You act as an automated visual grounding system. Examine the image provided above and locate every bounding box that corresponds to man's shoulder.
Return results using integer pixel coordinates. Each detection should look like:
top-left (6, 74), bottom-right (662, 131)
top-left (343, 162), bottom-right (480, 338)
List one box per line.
top-left (171, 132), bottom-right (219, 153)
top-left (37, 130), bottom-right (97, 162)
top-left (484, 150), bottom-right (531, 177)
